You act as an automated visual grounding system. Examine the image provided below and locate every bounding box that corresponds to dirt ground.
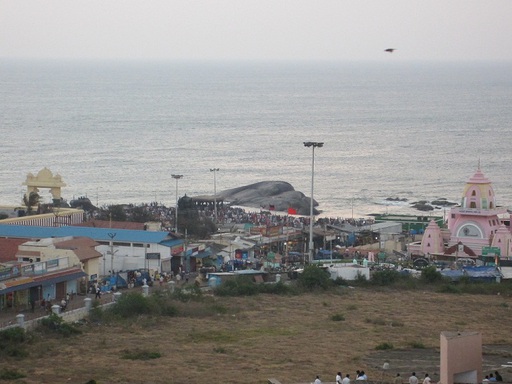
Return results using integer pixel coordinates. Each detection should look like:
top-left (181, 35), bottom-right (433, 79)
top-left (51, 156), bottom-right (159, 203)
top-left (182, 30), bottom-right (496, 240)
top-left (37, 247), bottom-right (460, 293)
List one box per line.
top-left (2, 287), bottom-right (512, 384)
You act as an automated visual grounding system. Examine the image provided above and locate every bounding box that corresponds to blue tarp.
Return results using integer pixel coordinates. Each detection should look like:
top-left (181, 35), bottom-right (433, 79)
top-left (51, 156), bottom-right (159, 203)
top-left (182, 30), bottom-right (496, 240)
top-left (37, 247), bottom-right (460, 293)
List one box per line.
top-left (440, 266), bottom-right (501, 282)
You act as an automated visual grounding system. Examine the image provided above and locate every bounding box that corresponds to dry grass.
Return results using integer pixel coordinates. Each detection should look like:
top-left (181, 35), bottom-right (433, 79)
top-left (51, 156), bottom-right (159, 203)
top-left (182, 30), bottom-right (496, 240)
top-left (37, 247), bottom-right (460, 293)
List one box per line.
top-left (2, 287), bottom-right (512, 384)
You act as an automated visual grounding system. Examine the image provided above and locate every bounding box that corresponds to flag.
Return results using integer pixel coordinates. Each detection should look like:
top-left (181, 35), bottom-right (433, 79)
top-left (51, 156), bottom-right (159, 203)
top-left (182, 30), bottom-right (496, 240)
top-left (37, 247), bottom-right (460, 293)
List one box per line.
top-left (287, 207), bottom-right (297, 215)
top-left (269, 205), bottom-right (275, 211)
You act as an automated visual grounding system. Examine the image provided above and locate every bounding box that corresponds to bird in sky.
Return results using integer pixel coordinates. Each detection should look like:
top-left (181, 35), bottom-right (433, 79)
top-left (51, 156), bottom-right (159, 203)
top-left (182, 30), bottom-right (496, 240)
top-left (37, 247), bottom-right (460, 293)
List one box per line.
top-left (384, 48), bottom-right (396, 53)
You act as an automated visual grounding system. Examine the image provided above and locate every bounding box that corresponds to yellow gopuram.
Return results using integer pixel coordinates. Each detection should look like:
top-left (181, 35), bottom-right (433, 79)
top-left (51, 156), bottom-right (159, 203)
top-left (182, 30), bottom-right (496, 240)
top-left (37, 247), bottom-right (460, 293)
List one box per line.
top-left (22, 167), bottom-right (66, 202)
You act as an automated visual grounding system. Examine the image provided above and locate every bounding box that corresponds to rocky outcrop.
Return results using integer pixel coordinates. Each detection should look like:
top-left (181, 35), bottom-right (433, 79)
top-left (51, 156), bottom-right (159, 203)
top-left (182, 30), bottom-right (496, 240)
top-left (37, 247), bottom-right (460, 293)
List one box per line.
top-left (216, 181), bottom-right (318, 215)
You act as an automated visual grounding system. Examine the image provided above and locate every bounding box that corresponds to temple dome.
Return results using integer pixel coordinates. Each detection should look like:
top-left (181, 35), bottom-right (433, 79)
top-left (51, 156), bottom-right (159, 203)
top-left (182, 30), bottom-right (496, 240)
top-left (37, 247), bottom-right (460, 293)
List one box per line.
top-left (420, 220), bottom-right (444, 255)
top-left (491, 224), bottom-right (512, 257)
top-left (460, 167), bottom-right (496, 210)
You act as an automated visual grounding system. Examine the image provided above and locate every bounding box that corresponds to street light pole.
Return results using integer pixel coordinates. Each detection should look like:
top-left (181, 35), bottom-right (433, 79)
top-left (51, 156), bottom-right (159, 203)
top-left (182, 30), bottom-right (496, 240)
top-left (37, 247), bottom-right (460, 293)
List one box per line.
top-left (107, 232), bottom-right (116, 275)
top-left (303, 141), bottom-right (324, 264)
top-left (171, 174), bottom-right (183, 234)
top-left (210, 168), bottom-right (220, 223)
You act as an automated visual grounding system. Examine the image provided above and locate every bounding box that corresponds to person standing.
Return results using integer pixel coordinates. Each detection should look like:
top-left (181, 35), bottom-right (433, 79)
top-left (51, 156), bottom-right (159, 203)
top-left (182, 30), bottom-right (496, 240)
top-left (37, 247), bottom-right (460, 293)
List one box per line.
top-left (314, 375), bottom-right (322, 384)
top-left (494, 371), bottom-right (503, 382)
top-left (394, 373), bottom-right (403, 384)
top-left (342, 374), bottom-right (351, 384)
top-left (423, 373), bottom-right (432, 384)
top-left (409, 372), bottom-right (419, 384)
top-left (336, 372), bottom-right (342, 384)
top-left (95, 286), bottom-right (101, 299)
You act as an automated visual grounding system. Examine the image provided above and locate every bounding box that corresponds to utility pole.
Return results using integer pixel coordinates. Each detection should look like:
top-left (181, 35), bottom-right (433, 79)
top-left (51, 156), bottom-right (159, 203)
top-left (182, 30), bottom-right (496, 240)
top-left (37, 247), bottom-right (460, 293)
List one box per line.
top-left (171, 174), bottom-right (183, 234)
top-left (108, 232), bottom-right (117, 275)
top-left (210, 168), bottom-right (220, 223)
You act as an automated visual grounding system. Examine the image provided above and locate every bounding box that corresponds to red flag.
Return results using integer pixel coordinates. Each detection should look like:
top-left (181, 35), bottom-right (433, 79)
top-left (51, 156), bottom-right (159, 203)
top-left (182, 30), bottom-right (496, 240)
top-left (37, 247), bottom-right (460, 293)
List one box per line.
top-left (287, 207), bottom-right (297, 215)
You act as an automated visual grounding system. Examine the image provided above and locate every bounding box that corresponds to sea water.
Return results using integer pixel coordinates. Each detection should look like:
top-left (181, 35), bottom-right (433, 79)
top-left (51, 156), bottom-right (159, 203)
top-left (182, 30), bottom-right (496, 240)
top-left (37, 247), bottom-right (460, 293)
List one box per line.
top-left (1, 59), bottom-right (511, 218)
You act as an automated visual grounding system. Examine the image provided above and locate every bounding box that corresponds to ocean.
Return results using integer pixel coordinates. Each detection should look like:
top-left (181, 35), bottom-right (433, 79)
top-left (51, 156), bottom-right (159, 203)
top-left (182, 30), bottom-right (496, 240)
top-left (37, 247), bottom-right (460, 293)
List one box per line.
top-left (1, 59), bottom-right (511, 219)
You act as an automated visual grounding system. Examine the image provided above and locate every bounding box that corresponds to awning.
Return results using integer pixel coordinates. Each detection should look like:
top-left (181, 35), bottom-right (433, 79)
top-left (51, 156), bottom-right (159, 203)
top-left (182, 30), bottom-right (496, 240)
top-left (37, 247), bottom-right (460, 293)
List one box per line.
top-left (193, 250), bottom-right (212, 259)
top-left (0, 269), bottom-right (86, 295)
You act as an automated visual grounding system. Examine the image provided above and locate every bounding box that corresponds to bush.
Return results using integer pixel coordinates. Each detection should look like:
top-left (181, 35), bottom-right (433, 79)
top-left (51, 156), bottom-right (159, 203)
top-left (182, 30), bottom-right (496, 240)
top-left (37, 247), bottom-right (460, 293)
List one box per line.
top-left (0, 327), bottom-right (26, 344)
top-left (409, 341), bottom-right (425, 349)
top-left (0, 327), bottom-right (31, 358)
top-left (421, 266), bottom-right (443, 283)
top-left (214, 276), bottom-right (259, 296)
top-left (375, 342), bottom-right (394, 350)
top-left (371, 270), bottom-right (403, 286)
top-left (170, 286), bottom-right (203, 302)
top-left (260, 281), bottom-right (297, 295)
top-left (110, 293), bottom-right (152, 318)
top-left (0, 368), bottom-right (26, 380)
top-left (297, 265), bottom-right (332, 290)
top-left (331, 313), bottom-right (345, 321)
top-left (40, 313), bottom-right (82, 337)
top-left (121, 348), bottom-right (161, 360)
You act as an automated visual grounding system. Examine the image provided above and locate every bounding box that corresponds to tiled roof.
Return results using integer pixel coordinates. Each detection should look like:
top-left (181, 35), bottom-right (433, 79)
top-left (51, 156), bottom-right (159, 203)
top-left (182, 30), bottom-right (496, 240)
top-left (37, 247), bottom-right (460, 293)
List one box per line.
top-left (73, 219), bottom-right (145, 230)
top-left (0, 238), bottom-right (26, 263)
top-left (54, 237), bottom-right (102, 262)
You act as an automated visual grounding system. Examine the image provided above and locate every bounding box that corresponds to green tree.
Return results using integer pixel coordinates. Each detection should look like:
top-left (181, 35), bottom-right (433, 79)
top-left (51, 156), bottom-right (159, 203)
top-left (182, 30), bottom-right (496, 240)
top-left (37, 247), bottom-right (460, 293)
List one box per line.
top-left (421, 266), bottom-right (443, 283)
top-left (105, 205), bottom-right (127, 221)
top-left (22, 192), bottom-right (40, 215)
top-left (298, 265), bottom-right (332, 290)
top-left (131, 206), bottom-right (153, 223)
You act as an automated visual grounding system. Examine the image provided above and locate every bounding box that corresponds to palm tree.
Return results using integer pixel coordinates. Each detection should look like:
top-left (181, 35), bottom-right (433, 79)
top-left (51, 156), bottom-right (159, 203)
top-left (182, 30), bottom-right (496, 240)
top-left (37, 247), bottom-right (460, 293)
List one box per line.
top-left (23, 191), bottom-right (41, 215)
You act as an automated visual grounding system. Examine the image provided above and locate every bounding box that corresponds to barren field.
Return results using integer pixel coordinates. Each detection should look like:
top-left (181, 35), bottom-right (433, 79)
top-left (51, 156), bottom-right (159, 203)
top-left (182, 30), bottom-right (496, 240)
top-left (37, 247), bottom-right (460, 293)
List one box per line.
top-left (2, 287), bottom-right (512, 384)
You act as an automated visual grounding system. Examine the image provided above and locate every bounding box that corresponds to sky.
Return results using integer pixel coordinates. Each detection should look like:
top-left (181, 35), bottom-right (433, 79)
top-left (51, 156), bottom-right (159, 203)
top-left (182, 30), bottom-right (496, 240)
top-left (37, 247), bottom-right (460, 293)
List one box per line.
top-left (1, 0), bottom-right (512, 62)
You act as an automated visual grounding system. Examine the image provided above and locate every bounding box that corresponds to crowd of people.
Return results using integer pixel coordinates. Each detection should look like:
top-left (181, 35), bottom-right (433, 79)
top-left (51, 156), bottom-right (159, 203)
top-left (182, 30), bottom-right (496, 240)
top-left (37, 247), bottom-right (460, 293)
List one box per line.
top-left (312, 370), bottom-right (505, 384)
top-left (101, 201), bottom-right (375, 231)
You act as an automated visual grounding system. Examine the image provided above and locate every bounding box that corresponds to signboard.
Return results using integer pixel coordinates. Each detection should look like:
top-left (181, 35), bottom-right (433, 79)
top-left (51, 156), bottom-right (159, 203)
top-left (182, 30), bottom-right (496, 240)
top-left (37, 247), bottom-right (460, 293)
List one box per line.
top-left (46, 259), bottom-right (60, 271)
top-left (146, 252), bottom-right (161, 260)
top-left (482, 246), bottom-right (501, 256)
top-left (161, 258), bottom-right (172, 273)
top-left (0, 266), bottom-right (21, 282)
top-left (171, 245), bottom-right (184, 256)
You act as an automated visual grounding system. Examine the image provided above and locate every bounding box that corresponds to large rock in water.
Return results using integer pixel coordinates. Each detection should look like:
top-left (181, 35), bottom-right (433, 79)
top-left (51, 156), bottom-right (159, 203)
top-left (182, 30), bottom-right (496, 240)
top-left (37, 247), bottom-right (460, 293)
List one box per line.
top-left (216, 181), bottom-right (319, 215)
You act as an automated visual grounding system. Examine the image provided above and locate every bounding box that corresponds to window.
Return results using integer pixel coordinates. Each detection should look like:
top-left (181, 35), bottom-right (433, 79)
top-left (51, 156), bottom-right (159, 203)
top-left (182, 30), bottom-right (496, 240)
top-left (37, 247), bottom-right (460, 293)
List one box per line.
top-left (472, 190), bottom-right (476, 196)
top-left (113, 242), bottom-right (131, 247)
top-left (470, 202), bottom-right (476, 208)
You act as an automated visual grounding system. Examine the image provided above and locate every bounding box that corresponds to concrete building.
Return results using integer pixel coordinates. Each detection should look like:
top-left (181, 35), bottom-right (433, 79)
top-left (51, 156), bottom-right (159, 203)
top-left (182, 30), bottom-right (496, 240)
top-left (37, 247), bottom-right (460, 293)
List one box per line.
top-left (408, 167), bottom-right (511, 260)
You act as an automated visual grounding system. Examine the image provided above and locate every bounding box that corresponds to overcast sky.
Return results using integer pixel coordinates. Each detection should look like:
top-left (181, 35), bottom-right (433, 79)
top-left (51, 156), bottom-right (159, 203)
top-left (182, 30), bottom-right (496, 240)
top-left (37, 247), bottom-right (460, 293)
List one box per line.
top-left (1, 0), bottom-right (511, 62)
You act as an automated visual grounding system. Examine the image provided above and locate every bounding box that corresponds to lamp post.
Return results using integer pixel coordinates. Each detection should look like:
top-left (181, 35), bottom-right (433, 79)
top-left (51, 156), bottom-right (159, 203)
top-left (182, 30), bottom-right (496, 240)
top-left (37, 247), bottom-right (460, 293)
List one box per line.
top-left (171, 174), bottom-right (183, 233)
top-left (107, 232), bottom-right (117, 275)
top-left (210, 168), bottom-right (220, 223)
top-left (303, 141), bottom-right (323, 264)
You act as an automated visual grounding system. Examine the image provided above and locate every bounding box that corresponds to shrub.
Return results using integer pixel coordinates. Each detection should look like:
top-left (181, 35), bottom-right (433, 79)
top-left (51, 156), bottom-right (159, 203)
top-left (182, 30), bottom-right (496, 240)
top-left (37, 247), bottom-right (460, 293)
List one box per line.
top-left (0, 368), bottom-right (26, 380)
top-left (371, 270), bottom-right (402, 286)
top-left (214, 276), bottom-right (259, 296)
top-left (375, 342), bottom-right (394, 350)
top-left (297, 265), bottom-right (332, 290)
top-left (213, 346), bottom-right (227, 354)
top-left (0, 327), bottom-right (26, 344)
top-left (409, 341), bottom-right (425, 349)
top-left (121, 348), bottom-right (161, 360)
top-left (110, 293), bottom-right (152, 317)
top-left (436, 284), bottom-right (461, 294)
top-left (331, 313), bottom-right (345, 321)
top-left (170, 286), bottom-right (203, 302)
top-left (259, 281), bottom-right (296, 295)
top-left (421, 266), bottom-right (443, 283)
top-left (40, 313), bottom-right (82, 337)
